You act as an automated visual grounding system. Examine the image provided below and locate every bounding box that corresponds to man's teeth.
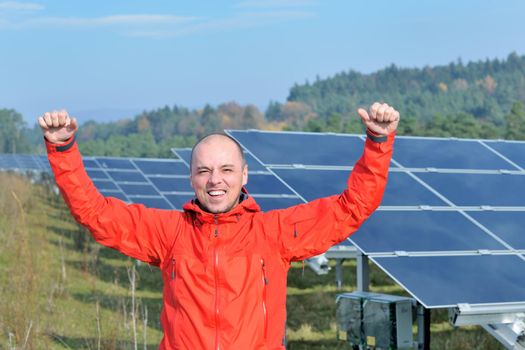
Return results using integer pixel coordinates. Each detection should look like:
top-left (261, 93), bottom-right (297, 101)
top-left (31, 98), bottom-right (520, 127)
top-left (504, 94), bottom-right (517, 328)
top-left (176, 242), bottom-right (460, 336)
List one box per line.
top-left (208, 190), bottom-right (226, 196)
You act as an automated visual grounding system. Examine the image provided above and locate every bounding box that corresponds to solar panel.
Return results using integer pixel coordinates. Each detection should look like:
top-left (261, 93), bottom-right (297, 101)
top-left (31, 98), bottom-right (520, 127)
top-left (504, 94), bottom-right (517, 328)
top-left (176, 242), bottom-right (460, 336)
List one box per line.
top-left (130, 196), bottom-right (173, 210)
top-left (245, 174), bottom-right (294, 195)
top-left (16, 155), bottom-right (40, 169)
top-left (37, 156), bottom-right (51, 172)
top-left (86, 169), bottom-right (109, 180)
top-left (134, 159), bottom-right (188, 175)
top-left (226, 130), bottom-right (372, 167)
top-left (165, 194), bottom-right (195, 210)
top-left (349, 211), bottom-right (507, 254)
top-left (93, 180), bottom-right (118, 191)
top-left (86, 157), bottom-right (193, 208)
top-left (468, 211), bottom-right (525, 249)
top-left (172, 148), bottom-right (191, 166)
top-left (83, 159), bottom-right (100, 168)
top-left (149, 177), bottom-right (193, 193)
top-left (393, 137), bottom-right (518, 170)
top-left (417, 172), bottom-right (525, 207)
top-left (0, 154), bottom-right (17, 169)
top-left (99, 190), bottom-right (128, 201)
top-left (107, 170), bottom-right (148, 183)
top-left (371, 254), bottom-right (525, 308)
top-left (272, 169), bottom-right (447, 206)
top-left (118, 184), bottom-right (160, 196)
top-left (483, 140), bottom-right (525, 170)
top-left (97, 158), bottom-right (136, 170)
top-left (270, 168), bottom-right (346, 201)
top-left (0, 154), bottom-right (46, 171)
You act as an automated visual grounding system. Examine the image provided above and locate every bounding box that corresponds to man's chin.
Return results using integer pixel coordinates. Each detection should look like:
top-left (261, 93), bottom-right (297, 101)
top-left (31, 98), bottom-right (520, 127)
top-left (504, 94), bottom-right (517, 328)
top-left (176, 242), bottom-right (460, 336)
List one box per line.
top-left (201, 201), bottom-right (237, 214)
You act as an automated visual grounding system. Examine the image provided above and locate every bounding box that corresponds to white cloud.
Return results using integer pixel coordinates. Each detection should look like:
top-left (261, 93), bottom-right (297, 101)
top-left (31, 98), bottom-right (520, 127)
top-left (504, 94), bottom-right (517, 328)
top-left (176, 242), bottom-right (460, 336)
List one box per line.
top-left (236, 0), bottom-right (316, 9)
top-left (1, 5), bottom-right (313, 39)
top-left (26, 14), bottom-right (197, 27)
top-left (0, 1), bottom-right (44, 11)
top-left (126, 10), bottom-right (315, 39)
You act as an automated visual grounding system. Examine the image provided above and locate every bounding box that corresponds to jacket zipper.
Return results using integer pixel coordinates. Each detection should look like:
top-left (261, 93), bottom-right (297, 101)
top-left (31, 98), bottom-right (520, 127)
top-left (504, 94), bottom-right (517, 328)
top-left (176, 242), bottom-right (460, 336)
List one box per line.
top-left (214, 215), bottom-right (220, 350)
top-left (169, 258), bottom-right (177, 309)
top-left (261, 258), bottom-right (268, 339)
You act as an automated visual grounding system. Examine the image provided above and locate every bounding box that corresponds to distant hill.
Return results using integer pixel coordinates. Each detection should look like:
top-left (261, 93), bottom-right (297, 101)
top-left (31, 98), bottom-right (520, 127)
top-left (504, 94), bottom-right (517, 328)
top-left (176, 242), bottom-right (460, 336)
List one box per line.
top-left (284, 52), bottom-right (525, 125)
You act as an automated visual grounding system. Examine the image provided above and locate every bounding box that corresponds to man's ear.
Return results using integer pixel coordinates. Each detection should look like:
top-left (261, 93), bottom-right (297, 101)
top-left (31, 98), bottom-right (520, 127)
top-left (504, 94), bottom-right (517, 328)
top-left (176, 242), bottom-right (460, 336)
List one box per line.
top-left (189, 174), bottom-right (194, 189)
top-left (242, 165), bottom-right (248, 186)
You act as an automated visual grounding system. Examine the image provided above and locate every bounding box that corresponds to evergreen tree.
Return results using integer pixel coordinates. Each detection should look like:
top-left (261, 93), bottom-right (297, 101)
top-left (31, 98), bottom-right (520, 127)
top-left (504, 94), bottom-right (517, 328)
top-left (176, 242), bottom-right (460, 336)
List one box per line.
top-left (505, 102), bottom-right (525, 140)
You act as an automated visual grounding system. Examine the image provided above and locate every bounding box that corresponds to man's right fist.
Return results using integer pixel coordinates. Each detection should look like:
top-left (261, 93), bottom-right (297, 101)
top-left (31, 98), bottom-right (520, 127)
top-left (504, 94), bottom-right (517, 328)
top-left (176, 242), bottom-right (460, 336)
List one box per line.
top-left (38, 110), bottom-right (78, 144)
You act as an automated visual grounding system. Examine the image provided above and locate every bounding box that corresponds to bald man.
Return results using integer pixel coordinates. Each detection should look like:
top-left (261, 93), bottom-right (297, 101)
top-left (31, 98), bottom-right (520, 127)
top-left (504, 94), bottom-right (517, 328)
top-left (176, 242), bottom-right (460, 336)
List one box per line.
top-left (39, 102), bottom-right (399, 350)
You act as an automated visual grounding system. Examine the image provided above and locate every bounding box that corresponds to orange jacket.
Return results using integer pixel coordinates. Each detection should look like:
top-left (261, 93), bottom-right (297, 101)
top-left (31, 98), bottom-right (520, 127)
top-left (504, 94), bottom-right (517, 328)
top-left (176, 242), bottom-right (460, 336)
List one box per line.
top-left (46, 132), bottom-right (394, 349)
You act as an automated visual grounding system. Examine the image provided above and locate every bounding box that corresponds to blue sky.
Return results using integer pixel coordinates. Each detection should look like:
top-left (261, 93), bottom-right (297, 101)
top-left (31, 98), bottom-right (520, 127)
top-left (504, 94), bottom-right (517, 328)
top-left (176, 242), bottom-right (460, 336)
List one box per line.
top-left (1, 0), bottom-right (525, 124)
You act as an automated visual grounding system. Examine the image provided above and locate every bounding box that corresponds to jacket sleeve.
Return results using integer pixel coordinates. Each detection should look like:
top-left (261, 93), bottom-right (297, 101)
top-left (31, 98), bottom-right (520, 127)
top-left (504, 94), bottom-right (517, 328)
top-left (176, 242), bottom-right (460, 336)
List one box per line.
top-left (46, 136), bottom-right (182, 266)
top-left (262, 131), bottom-right (395, 262)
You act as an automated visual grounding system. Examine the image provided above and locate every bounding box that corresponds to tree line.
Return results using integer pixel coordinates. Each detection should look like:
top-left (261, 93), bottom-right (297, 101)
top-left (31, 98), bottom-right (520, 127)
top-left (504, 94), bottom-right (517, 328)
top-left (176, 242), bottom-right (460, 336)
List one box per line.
top-left (2, 52), bottom-right (525, 157)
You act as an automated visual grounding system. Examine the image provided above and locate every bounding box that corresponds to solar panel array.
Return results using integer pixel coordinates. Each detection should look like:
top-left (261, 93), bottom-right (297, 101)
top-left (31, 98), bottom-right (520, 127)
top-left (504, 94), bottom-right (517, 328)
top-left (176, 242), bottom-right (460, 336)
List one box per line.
top-left (0, 150), bottom-right (304, 212)
top-left (0, 154), bottom-right (51, 173)
top-left (3, 131), bottom-right (525, 309)
top-left (0, 153), bottom-right (189, 210)
top-left (226, 130), bottom-right (525, 309)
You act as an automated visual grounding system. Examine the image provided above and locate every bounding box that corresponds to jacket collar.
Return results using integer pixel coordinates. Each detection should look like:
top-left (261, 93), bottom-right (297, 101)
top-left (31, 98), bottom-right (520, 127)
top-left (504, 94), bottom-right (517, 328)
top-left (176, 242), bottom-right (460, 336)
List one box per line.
top-left (182, 188), bottom-right (260, 224)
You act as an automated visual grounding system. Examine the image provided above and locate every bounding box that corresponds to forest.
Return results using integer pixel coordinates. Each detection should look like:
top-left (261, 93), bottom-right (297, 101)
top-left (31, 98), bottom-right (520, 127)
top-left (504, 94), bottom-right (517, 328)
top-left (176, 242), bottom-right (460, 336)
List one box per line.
top-left (2, 52), bottom-right (525, 157)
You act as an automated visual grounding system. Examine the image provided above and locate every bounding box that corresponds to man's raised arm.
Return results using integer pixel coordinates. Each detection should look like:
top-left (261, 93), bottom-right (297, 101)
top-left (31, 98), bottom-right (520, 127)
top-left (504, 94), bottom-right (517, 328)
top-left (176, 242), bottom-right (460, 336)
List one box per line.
top-left (263, 102), bottom-right (399, 262)
top-left (39, 110), bottom-right (181, 266)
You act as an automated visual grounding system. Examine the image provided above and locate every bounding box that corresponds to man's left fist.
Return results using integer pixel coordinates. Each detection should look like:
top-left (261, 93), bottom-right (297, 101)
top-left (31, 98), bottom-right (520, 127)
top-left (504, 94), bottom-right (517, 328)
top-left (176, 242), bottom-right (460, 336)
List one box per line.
top-left (357, 102), bottom-right (400, 136)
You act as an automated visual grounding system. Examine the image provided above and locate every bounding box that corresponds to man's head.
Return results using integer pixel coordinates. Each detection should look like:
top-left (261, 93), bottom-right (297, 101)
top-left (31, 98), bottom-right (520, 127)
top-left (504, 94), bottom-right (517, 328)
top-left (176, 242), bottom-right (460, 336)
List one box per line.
top-left (190, 133), bottom-right (248, 214)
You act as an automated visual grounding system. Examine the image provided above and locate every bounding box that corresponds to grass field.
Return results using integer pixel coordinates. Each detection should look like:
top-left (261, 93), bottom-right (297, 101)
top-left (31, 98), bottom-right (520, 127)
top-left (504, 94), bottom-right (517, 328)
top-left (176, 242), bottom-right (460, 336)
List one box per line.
top-left (0, 173), bottom-right (504, 349)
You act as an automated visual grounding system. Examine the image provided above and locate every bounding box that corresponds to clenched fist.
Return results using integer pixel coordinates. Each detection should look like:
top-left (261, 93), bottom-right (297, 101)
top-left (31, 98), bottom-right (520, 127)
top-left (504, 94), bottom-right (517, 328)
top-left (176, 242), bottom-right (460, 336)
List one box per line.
top-left (357, 102), bottom-right (400, 136)
top-left (38, 110), bottom-right (78, 144)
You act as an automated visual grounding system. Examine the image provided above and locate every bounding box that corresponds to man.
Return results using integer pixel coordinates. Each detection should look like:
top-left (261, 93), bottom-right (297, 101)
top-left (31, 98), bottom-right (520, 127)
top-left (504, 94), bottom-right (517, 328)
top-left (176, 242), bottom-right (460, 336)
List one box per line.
top-left (38, 102), bottom-right (399, 349)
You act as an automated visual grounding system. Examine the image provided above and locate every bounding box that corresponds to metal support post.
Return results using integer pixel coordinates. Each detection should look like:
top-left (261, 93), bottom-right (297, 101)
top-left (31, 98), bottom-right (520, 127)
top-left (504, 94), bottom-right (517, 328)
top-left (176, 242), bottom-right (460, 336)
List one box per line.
top-left (356, 253), bottom-right (369, 292)
top-left (417, 304), bottom-right (431, 350)
top-left (335, 259), bottom-right (344, 289)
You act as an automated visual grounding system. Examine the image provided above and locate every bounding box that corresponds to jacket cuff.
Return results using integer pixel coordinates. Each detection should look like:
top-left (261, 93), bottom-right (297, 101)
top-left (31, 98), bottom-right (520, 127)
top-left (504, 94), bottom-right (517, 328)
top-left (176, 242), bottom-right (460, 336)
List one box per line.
top-left (45, 135), bottom-right (76, 153)
top-left (366, 129), bottom-right (395, 143)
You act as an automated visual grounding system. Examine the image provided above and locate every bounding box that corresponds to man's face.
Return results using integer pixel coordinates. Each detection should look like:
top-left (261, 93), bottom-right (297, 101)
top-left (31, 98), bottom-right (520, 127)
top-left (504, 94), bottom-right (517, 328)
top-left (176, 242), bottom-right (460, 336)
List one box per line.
top-left (190, 135), bottom-right (248, 214)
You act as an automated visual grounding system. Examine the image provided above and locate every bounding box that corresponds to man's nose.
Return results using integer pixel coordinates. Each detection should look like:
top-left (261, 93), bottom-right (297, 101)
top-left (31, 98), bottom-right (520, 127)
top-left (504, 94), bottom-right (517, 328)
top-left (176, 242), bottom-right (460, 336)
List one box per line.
top-left (207, 170), bottom-right (222, 185)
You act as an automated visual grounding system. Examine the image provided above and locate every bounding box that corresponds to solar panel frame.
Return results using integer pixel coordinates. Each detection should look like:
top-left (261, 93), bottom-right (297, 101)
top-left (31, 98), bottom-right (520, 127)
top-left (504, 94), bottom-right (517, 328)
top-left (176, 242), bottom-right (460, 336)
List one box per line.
top-left (370, 254), bottom-right (525, 308)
